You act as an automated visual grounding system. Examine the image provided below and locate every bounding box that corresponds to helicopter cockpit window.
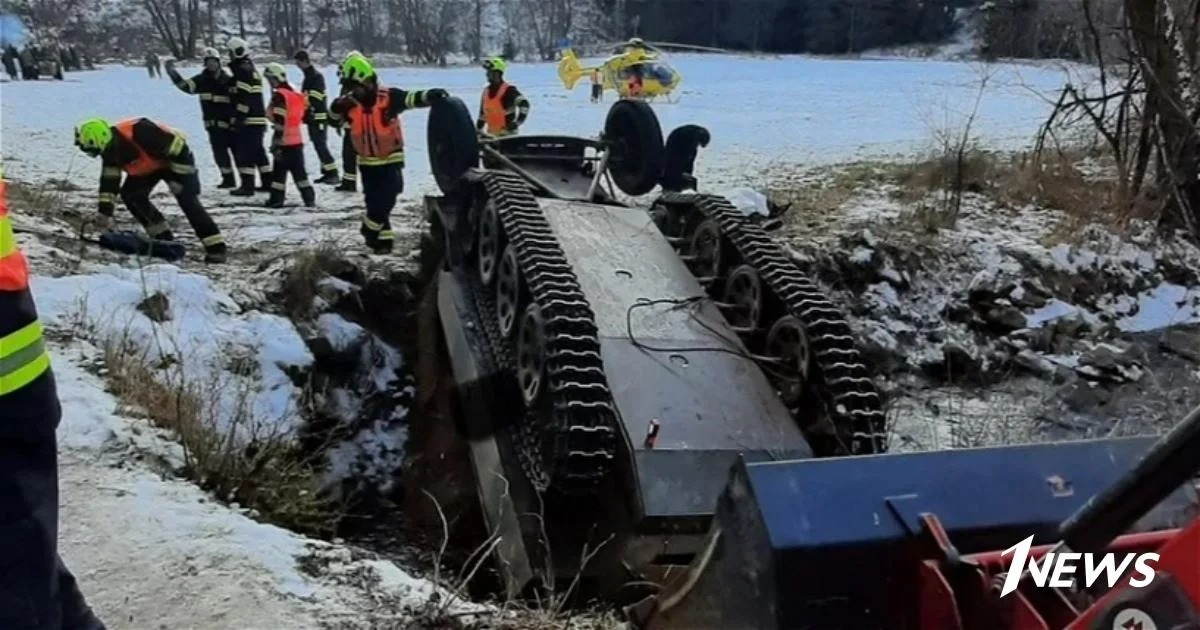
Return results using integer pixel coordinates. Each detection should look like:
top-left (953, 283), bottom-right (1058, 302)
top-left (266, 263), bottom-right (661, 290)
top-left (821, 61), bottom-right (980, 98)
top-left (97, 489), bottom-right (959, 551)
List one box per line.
top-left (618, 61), bottom-right (675, 85)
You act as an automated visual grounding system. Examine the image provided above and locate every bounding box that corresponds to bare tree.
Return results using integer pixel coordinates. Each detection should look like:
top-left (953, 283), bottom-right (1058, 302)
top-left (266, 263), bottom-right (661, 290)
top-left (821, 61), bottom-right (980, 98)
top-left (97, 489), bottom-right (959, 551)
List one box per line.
top-left (394, 0), bottom-right (460, 64)
top-left (144, 0), bottom-right (201, 58)
top-left (520, 0), bottom-right (572, 60)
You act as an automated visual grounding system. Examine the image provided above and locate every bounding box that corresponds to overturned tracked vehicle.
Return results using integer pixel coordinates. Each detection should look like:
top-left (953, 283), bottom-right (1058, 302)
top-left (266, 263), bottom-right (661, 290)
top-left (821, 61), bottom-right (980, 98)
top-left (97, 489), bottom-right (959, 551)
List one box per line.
top-left (420, 96), bottom-right (887, 596)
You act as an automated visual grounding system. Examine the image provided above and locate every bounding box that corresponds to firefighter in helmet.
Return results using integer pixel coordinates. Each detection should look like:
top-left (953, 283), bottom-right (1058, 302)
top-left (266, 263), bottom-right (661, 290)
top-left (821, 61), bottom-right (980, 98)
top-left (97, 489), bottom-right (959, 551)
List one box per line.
top-left (74, 117), bottom-right (228, 263)
top-left (329, 54), bottom-right (448, 254)
top-left (263, 62), bottom-right (315, 208)
top-left (164, 47), bottom-right (239, 189)
top-left (225, 37), bottom-right (272, 196)
top-left (476, 57), bottom-right (529, 137)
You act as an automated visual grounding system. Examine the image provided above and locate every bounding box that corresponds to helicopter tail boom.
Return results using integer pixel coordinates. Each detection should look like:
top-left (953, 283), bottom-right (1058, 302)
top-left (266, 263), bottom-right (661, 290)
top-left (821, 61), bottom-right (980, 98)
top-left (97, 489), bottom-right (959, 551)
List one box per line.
top-left (557, 48), bottom-right (599, 90)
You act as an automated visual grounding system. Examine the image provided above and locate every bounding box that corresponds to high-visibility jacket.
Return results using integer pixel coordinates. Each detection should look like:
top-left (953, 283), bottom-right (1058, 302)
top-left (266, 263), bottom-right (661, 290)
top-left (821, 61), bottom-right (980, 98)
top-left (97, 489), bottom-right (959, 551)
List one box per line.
top-left (0, 176), bottom-right (52, 399)
top-left (97, 118), bottom-right (194, 215)
top-left (270, 85), bottom-right (307, 147)
top-left (300, 65), bottom-right (330, 124)
top-left (481, 83), bottom-right (511, 135)
top-left (228, 59), bottom-right (268, 127)
top-left (477, 82), bottom-right (529, 136)
top-left (346, 87), bottom-right (405, 167)
top-left (114, 119), bottom-right (172, 176)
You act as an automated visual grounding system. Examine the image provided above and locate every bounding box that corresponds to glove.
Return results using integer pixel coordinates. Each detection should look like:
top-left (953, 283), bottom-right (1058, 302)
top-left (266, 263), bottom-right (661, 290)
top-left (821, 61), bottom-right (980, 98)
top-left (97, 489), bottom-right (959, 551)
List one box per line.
top-left (505, 121), bottom-right (518, 132)
top-left (426, 88), bottom-right (448, 102)
top-left (164, 58), bottom-right (175, 71)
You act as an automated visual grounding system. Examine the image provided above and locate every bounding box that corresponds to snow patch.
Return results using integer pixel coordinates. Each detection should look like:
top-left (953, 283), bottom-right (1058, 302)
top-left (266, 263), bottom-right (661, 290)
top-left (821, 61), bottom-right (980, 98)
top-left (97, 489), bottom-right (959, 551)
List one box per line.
top-left (31, 263), bottom-right (313, 441)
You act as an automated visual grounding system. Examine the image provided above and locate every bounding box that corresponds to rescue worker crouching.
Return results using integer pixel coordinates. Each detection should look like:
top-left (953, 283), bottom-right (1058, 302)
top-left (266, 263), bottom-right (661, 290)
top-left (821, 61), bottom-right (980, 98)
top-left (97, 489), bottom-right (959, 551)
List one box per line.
top-left (263, 63), bottom-right (315, 208)
top-left (476, 57), bottom-right (530, 137)
top-left (293, 50), bottom-right (340, 185)
top-left (225, 37), bottom-right (273, 196)
top-left (329, 55), bottom-right (448, 254)
top-left (0, 165), bottom-right (108, 630)
top-left (74, 117), bottom-right (229, 263)
top-left (164, 48), bottom-right (239, 189)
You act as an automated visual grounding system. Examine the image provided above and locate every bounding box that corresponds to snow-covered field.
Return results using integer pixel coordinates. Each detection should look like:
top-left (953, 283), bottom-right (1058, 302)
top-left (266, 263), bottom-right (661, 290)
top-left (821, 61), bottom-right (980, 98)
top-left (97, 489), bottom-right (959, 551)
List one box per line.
top-left (3, 53), bottom-right (1168, 627)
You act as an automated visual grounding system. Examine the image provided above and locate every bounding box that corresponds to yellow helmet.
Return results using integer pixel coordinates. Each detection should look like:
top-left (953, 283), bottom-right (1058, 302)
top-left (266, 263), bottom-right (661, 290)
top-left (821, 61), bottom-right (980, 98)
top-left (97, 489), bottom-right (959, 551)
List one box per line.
top-left (263, 62), bottom-right (288, 84)
top-left (75, 118), bottom-right (113, 154)
top-left (482, 57), bottom-right (506, 73)
top-left (340, 55), bottom-right (375, 84)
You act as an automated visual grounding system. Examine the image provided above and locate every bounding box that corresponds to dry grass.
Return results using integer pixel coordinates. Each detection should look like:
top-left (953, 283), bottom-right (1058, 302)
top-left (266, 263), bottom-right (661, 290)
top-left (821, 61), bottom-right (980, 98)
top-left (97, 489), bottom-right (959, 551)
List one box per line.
top-left (99, 331), bottom-right (342, 537)
top-left (886, 147), bottom-right (1160, 240)
top-left (279, 243), bottom-right (360, 320)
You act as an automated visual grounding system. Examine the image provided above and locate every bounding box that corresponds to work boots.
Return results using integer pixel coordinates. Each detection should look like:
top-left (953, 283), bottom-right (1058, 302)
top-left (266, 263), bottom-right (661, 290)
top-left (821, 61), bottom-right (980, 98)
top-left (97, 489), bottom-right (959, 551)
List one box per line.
top-left (316, 171), bottom-right (340, 185)
top-left (300, 187), bottom-right (316, 208)
top-left (264, 194), bottom-right (286, 208)
top-left (230, 182), bottom-right (256, 196)
top-left (217, 173), bottom-right (237, 189)
top-left (204, 243), bottom-right (228, 263)
top-left (257, 176), bottom-right (273, 192)
top-left (335, 179), bottom-right (356, 193)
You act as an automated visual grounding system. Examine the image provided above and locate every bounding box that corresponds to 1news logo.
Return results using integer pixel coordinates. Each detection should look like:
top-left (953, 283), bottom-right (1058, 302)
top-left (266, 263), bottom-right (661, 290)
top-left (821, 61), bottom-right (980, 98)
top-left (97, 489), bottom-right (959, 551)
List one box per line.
top-left (998, 535), bottom-right (1160, 599)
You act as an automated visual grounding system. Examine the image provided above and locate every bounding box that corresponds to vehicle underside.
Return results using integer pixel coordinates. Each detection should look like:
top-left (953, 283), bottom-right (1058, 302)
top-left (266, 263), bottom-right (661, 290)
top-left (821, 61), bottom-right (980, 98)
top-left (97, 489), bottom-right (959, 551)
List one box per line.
top-left (414, 96), bottom-right (1200, 628)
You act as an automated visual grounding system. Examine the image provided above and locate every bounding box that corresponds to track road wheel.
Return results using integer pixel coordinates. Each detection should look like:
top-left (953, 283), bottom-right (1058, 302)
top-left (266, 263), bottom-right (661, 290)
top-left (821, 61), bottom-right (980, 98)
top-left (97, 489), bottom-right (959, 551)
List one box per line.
top-left (687, 219), bottom-right (723, 281)
top-left (765, 315), bottom-right (812, 407)
top-left (516, 303), bottom-right (546, 406)
top-left (495, 244), bottom-right (522, 338)
top-left (427, 95), bottom-right (479, 193)
top-left (604, 99), bottom-right (665, 196)
top-left (477, 199), bottom-right (501, 286)
top-left (722, 264), bottom-right (764, 332)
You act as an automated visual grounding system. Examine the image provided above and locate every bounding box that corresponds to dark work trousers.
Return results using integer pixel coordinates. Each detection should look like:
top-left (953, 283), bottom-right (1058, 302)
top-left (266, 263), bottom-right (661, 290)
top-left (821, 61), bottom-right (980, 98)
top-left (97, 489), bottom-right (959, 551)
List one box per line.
top-left (121, 171), bottom-right (227, 253)
top-left (269, 145), bottom-right (315, 206)
top-left (307, 123), bottom-right (337, 177)
top-left (0, 370), bottom-right (106, 630)
top-left (340, 131), bottom-right (358, 186)
top-left (206, 127), bottom-right (238, 186)
top-left (358, 163), bottom-right (403, 252)
top-left (232, 124), bottom-right (272, 189)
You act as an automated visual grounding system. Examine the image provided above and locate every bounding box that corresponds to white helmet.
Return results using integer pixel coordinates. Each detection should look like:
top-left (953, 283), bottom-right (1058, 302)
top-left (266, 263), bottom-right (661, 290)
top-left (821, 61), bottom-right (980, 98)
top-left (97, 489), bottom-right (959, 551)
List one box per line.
top-left (201, 47), bottom-right (220, 62)
top-left (226, 37), bottom-right (249, 60)
top-left (263, 62), bottom-right (287, 84)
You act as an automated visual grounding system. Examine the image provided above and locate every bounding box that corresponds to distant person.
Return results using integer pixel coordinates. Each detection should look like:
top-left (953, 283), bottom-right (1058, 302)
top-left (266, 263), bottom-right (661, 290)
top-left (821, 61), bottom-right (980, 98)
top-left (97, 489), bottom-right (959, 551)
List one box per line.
top-left (627, 72), bottom-right (643, 98)
top-left (164, 49), bottom-right (239, 189)
top-left (262, 62), bottom-right (316, 208)
top-left (2, 46), bottom-right (17, 81)
top-left (144, 51), bottom-right (160, 78)
top-left (590, 68), bottom-right (602, 103)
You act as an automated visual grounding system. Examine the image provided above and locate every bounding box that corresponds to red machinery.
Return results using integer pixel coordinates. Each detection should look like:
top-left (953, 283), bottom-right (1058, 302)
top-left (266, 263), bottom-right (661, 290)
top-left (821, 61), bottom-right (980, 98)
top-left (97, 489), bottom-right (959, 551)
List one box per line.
top-left (630, 406), bottom-right (1200, 630)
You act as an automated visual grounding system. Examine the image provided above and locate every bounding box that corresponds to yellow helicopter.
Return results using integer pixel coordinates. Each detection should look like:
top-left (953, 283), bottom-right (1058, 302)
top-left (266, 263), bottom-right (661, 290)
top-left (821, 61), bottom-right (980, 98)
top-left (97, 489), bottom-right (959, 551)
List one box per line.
top-left (557, 38), bottom-right (719, 103)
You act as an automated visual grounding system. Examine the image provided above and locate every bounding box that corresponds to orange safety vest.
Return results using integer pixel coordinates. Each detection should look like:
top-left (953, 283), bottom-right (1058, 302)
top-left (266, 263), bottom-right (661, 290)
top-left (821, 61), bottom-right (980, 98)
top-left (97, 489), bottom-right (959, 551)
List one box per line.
top-left (114, 119), bottom-right (170, 176)
top-left (277, 85), bottom-right (307, 147)
top-left (481, 83), bottom-right (512, 135)
top-left (0, 178), bottom-right (29, 292)
top-left (347, 87), bottom-right (405, 166)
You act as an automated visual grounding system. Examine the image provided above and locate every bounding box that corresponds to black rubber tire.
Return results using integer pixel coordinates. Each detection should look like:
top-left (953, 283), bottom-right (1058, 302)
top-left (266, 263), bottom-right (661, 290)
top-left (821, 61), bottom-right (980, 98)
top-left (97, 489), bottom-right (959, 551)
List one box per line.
top-left (604, 99), bottom-right (665, 196)
top-left (427, 96), bottom-right (479, 194)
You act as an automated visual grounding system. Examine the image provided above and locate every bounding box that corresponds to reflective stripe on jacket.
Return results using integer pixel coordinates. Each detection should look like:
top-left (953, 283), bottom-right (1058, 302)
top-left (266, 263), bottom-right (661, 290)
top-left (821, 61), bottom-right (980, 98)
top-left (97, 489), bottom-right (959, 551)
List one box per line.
top-left (347, 87), bottom-right (404, 166)
top-left (481, 83), bottom-right (512, 135)
top-left (0, 177), bottom-right (51, 397)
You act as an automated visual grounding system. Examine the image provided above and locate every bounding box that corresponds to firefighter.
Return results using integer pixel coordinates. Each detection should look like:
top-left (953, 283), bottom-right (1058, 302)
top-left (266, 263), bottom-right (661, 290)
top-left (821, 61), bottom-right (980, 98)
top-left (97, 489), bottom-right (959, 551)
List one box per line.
top-left (329, 52), bottom-right (363, 193)
top-left (263, 63), bottom-right (315, 208)
top-left (476, 57), bottom-right (530, 137)
top-left (329, 54), bottom-right (448, 254)
top-left (225, 37), bottom-right (272, 196)
top-left (0, 165), bottom-right (108, 630)
top-left (73, 117), bottom-right (228, 263)
top-left (164, 48), bottom-right (239, 189)
top-left (292, 50), bottom-right (339, 184)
